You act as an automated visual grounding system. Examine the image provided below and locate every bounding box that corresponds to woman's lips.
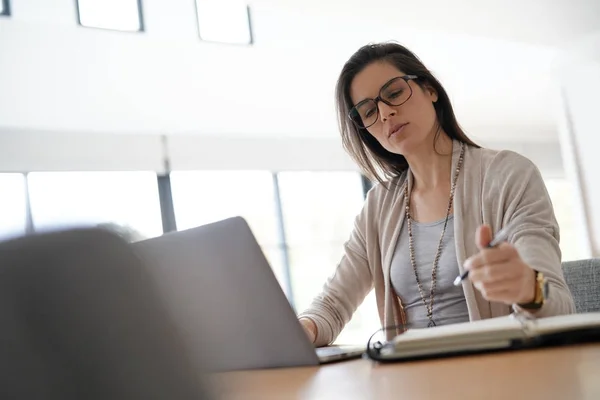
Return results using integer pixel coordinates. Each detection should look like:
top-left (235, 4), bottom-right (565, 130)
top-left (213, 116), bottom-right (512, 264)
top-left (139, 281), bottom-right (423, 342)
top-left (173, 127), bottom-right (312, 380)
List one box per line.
top-left (389, 123), bottom-right (408, 138)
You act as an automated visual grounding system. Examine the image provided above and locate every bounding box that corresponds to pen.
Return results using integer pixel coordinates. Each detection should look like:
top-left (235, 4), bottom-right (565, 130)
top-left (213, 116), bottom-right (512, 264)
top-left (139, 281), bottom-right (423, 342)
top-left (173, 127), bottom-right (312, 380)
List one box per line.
top-left (453, 224), bottom-right (513, 286)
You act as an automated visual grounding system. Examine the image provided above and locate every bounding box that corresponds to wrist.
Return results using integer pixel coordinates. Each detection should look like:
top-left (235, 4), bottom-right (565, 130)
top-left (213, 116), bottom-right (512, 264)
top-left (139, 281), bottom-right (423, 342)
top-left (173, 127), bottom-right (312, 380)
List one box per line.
top-left (517, 269), bottom-right (548, 310)
top-left (519, 268), bottom-right (537, 304)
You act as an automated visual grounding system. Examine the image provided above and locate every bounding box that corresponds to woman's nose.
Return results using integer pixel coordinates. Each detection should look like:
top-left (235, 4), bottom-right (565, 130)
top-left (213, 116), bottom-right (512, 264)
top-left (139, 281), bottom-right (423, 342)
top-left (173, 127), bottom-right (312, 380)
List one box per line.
top-left (378, 101), bottom-right (397, 122)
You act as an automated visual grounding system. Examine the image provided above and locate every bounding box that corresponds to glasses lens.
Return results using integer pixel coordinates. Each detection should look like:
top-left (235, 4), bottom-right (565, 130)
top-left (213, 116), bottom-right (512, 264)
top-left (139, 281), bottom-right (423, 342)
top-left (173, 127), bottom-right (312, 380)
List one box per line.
top-left (351, 99), bottom-right (378, 128)
top-left (382, 77), bottom-right (411, 106)
top-left (349, 78), bottom-right (413, 129)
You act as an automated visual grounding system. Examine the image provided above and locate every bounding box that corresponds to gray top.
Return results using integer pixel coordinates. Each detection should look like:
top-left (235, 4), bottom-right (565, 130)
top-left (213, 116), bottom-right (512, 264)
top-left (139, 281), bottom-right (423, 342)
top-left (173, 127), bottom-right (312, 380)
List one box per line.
top-left (390, 215), bottom-right (470, 329)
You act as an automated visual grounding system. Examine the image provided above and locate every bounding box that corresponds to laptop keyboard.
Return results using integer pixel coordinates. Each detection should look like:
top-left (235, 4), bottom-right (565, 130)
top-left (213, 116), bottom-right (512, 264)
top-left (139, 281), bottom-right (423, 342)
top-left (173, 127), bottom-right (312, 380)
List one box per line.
top-left (316, 346), bottom-right (363, 357)
top-left (316, 347), bottom-right (346, 356)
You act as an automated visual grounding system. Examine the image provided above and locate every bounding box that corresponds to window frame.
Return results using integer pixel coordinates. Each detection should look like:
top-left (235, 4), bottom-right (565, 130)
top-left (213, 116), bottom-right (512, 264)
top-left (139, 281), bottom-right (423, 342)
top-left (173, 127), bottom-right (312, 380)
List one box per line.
top-left (157, 173), bottom-right (177, 233)
top-left (75, 0), bottom-right (145, 32)
top-left (0, 0), bottom-right (10, 16)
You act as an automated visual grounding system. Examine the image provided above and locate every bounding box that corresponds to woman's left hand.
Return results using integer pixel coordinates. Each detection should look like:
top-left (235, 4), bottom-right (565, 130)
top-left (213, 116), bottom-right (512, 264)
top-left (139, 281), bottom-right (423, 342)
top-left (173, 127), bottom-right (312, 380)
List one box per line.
top-left (464, 225), bottom-right (536, 305)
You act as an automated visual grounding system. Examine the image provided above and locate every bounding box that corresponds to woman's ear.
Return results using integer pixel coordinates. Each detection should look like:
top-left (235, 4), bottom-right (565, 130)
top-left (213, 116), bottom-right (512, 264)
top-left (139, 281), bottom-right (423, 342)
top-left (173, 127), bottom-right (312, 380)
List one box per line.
top-left (427, 85), bottom-right (439, 103)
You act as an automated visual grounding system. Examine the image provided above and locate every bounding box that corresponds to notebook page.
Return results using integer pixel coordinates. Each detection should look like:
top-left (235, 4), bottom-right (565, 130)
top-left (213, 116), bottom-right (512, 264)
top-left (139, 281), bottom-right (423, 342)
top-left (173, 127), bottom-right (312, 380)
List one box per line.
top-left (391, 315), bottom-right (523, 346)
top-left (533, 312), bottom-right (600, 335)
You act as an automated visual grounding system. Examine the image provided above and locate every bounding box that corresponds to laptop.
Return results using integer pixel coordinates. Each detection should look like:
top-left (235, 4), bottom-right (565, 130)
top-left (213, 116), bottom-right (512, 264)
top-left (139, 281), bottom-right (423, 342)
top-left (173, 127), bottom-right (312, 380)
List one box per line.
top-left (132, 216), bottom-right (365, 371)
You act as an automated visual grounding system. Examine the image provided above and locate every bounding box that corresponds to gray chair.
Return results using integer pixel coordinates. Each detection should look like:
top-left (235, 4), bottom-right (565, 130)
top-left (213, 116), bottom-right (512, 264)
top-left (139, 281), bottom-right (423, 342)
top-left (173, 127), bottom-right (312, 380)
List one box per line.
top-left (0, 228), bottom-right (214, 400)
top-left (562, 259), bottom-right (600, 313)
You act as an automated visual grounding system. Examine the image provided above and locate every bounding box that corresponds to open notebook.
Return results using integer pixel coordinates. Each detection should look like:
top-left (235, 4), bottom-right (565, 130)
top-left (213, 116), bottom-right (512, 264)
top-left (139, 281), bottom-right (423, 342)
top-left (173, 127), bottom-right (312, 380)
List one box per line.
top-left (372, 312), bottom-right (600, 362)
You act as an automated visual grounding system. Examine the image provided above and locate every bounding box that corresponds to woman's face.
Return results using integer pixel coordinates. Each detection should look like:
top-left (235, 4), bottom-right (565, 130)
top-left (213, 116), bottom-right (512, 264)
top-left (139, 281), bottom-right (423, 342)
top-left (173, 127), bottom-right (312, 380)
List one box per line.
top-left (349, 61), bottom-right (439, 156)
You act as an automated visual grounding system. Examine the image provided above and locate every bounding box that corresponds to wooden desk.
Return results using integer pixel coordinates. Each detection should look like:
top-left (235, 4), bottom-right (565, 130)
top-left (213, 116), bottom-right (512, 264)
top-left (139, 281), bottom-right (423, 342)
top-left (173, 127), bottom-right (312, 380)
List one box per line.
top-left (212, 344), bottom-right (600, 399)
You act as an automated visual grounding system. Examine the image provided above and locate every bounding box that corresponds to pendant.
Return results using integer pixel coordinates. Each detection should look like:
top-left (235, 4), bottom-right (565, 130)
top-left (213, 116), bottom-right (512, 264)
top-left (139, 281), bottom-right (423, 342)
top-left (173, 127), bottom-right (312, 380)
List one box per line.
top-left (427, 319), bottom-right (437, 328)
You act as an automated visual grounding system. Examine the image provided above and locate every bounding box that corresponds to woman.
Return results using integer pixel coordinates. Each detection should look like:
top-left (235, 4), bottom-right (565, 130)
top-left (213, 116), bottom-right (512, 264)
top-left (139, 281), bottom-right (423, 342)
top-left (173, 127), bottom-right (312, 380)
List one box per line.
top-left (298, 42), bottom-right (575, 347)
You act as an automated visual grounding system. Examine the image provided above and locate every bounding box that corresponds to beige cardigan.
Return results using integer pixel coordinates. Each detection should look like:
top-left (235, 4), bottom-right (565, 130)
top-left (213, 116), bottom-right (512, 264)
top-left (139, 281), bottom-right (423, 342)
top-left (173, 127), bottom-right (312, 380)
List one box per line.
top-left (298, 141), bottom-right (576, 347)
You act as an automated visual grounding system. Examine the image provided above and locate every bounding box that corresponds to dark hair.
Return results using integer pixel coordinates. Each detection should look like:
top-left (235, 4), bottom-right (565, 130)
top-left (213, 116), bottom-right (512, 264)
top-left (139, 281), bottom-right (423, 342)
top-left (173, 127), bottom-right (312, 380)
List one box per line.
top-left (335, 42), bottom-right (480, 186)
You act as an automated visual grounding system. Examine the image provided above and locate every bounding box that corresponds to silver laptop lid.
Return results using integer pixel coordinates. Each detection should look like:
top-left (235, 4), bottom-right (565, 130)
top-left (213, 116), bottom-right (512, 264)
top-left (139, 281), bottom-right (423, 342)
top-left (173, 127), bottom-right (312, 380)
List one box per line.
top-left (132, 217), bottom-right (319, 371)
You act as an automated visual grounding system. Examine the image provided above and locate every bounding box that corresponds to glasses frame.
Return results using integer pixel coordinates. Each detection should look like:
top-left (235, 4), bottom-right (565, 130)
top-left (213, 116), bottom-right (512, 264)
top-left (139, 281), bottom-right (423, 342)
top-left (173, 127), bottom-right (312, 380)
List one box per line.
top-left (348, 75), bottom-right (418, 129)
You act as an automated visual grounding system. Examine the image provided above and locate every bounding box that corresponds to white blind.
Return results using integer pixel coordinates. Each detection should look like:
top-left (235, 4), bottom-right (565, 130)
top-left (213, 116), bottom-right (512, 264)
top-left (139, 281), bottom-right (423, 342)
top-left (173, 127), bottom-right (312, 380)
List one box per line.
top-left (0, 130), bottom-right (564, 175)
top-left (167, 135), bottom-right (360, 172)
top-left (0, 131), bottom-right (165, 172)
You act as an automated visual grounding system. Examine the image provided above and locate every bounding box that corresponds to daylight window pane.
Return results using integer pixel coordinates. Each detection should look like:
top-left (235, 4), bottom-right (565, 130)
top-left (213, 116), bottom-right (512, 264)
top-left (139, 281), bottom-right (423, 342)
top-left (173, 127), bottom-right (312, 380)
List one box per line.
top-left (27, 171), bottom-right (162, 241)
top-left (276, 171), bottom-right (379, 343)
top-left (170, 171), bottom-right (290, 296)
top-left (544, 177), bottom-right (585, 261)
top-left (196, 0), bottom-right (251, 44)
top-left (170, 171), bottom-right (279, 246)
top-left (78, 0), bottom-right (142, 32)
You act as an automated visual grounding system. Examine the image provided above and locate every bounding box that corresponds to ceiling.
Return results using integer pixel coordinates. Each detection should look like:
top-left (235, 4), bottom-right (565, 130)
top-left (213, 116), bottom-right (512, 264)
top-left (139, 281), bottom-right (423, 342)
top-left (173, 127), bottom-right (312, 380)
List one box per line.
top-left (384, 0), bottom-right (600, 47)
top-left (1, 0), bottom-right (598, 144)
top-left (254, 0), bottom-right (600, 47)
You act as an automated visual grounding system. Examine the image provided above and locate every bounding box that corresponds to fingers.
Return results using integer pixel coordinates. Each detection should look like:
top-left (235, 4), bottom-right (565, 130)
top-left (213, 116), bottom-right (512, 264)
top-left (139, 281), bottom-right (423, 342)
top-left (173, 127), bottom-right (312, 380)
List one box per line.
top-left (468, 263), bottom-right (514, 283)
top-left (468, 225), bottom-right (534, 305)
top-left (299, 318), bottom-right (317, 344)
top-left (473, 276), bottom-right (522, 302)
top-left (465, 243), bottom-right (517, 273)
top-left (476, 224), bottom-right (493, 249)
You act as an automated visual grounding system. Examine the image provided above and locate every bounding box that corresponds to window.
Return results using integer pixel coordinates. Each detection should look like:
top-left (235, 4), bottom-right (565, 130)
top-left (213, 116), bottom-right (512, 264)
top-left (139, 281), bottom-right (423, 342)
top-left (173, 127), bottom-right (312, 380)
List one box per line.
top-left (27, 172), bottom-right (162, 240)
top-left (0, 173), bottom-right (27, 241)
top-left (544, 177), bottom-right (586, 262)
top-left (277, 171), bottom-right (378, 344)
top-left (170, 171), bottom-right (288, 295)
top-left (0, 0), bottom-right (10, 16)
top-left (77, 0), bottom-right (143, 32)
top-left (195, 0), bottom-right (252, 44)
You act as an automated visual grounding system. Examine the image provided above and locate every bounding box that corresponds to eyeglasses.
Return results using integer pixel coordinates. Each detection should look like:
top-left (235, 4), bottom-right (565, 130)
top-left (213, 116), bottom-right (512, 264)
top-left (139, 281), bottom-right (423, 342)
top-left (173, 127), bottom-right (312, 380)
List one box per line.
top-left (348, 75), bottom-right (418, 129)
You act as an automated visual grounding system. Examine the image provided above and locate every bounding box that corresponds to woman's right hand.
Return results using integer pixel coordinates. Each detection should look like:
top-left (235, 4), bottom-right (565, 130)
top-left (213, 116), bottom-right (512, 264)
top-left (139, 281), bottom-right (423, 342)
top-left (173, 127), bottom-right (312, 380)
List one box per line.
top-left (299, 318), bottom-right (317, 344)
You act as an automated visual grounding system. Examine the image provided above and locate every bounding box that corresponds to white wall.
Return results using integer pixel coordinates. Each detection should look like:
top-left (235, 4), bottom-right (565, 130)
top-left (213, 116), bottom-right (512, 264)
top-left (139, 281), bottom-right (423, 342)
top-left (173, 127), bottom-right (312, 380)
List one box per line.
top-left (0, 0), bottom-right (581, 177)
top-left (0, 0), bottom-right (565, 141)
